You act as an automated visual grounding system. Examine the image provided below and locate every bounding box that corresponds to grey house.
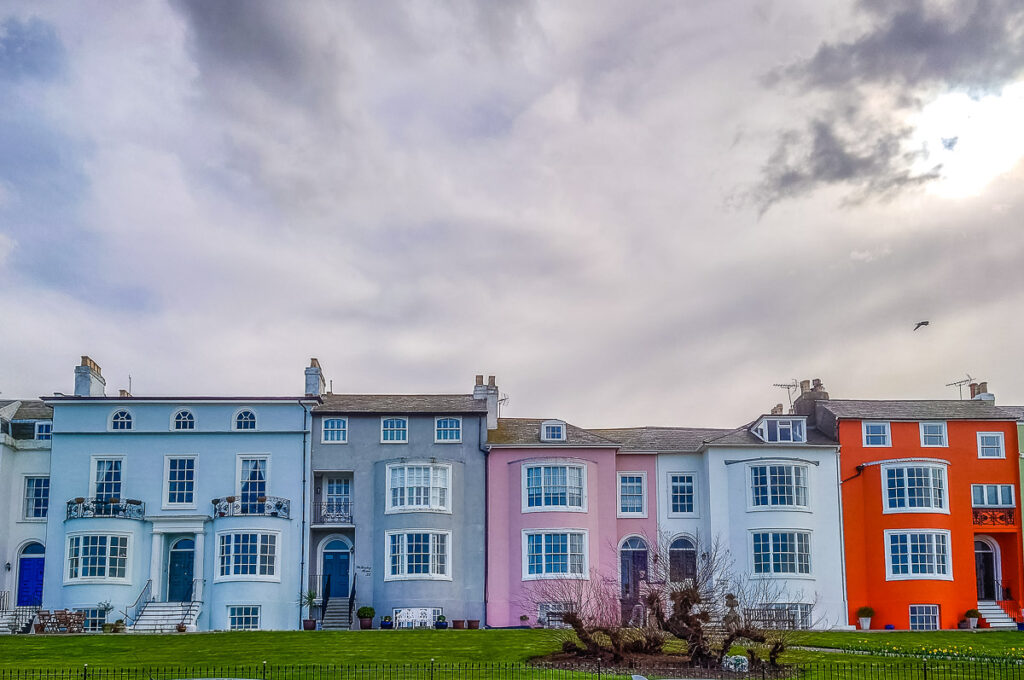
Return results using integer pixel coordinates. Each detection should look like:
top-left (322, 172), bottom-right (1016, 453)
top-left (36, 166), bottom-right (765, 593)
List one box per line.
top-left (305, 361), bottom-right (497, 629)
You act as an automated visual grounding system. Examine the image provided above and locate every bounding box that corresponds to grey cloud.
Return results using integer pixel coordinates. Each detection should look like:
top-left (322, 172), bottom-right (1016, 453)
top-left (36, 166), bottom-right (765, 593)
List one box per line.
top-left (754, 0), bottom-right (1024, 212)
top-left (0, 16), bottom-right (65, 81)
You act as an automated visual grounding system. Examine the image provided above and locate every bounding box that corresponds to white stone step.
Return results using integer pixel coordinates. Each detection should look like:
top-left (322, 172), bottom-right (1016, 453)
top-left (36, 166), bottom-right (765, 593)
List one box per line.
top-left (977, 601), bottom-right (1017, 629)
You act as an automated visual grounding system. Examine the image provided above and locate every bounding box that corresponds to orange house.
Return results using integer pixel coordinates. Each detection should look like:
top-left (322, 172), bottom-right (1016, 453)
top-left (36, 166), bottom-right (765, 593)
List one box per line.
top-left (795, 380), bottom-right (1023, 630)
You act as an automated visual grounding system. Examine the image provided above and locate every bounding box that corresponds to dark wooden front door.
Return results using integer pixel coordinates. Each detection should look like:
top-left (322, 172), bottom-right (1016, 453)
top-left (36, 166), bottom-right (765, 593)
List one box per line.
top-left (976, 549), bottom-right (997, 600)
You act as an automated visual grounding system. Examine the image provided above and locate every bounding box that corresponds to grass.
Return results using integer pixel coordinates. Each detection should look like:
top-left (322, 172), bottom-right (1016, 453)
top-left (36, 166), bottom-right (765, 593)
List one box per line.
top-left (792, 629), bottom-right (1024, 661)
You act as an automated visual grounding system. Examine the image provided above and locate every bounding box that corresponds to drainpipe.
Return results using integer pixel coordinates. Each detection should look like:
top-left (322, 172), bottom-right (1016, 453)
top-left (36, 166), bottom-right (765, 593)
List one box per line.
top-left (834, 443), bottom-right (850, 627)
top-left (480, 418), bottom-right (490, 626)
top-left (299, 401), bottom-right (310, 630)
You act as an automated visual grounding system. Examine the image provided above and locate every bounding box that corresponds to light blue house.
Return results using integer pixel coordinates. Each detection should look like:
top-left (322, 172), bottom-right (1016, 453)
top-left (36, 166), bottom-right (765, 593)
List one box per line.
top-left (41, 357), bottom-right (317, 631)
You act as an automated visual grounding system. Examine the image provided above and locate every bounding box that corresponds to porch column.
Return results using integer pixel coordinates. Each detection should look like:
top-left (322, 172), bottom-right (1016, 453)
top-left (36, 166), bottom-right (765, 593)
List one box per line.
top-left (150, 533), bottom-right (165, 601)
top-left (193, 531), bottom-right (205, 601)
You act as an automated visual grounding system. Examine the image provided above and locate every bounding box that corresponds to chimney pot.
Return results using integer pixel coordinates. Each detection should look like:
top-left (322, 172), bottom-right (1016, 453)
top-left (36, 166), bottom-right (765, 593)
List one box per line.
top-left (74, 355), bottom-right (106, 397)
top-left (118, 389), bottom-right (131, 398)
top-left (812, 378), bottom-right (823, 391)
top-left (475, 375), bottom-right (484, 386)
top-left (799, 379), bottom-right (811, 394)
top-left (487, 375), bottom-right (496, 387)
top-left (969, 382), bottom-right (979, 398)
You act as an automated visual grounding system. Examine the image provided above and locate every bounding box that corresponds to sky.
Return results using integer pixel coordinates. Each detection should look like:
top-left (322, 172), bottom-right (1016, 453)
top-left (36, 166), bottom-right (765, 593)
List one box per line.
top-left (1, 0), bottom-right (1024, 428)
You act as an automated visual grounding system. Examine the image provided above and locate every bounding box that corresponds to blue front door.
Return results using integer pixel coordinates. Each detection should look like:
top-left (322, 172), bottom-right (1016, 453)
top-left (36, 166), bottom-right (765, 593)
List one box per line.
top-left (17, 557), bottom-right (44, 607)
top-left (167, 539), bottom-right (195, 602)
top-left (323, 551), bottom-right (350, 597)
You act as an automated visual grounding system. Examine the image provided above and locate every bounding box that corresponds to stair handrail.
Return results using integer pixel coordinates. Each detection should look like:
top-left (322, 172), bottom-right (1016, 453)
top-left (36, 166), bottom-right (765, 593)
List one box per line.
top-left (125, 579), bottom-right (152, 626)
top-left (178, 579), bottom-right (204, 629)
top-left (321, 574), bottom-right (331, 621)
top-left (347, 579), bottom-right (356, 624)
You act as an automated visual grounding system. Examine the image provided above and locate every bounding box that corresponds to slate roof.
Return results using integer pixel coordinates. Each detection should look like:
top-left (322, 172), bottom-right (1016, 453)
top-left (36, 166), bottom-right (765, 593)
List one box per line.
top-left (703, 423), bottom-right (838, 447)
top-left (488, 418), bottom-right (620, 447)
top-left (999, 406), bottom-right (1024, 420)
top-left (816, 399), bottom-right (1016, 421)
top-left (13, 400), bottom-right (53, 420)
top-left (315, 394), bottom-right (488, 414)
top-left (587, 427), bottom-right (730, 452)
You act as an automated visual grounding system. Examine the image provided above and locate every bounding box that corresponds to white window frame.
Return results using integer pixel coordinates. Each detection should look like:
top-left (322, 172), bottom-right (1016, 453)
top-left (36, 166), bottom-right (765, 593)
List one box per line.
top-left (666, 471), bottom-right (699, 518)
top-left (909, 604), bottom-right (940, 631)
top-left (162, 454), bottom-right (198, 510)
top-left (971, 483), bottom-right (1016, 508)
top-left (235, 454), bottom-right (270, 497)
top-left (321, 417), bottom-right (348, 444)
top-left (752, 417), bottom-right (807, 443)
top-left (616, 471), bottom-right (647, 518)
top-left (862, 421), bottom-right (891, 447)
top-left (521, 529), bottom-right (590, 581)
top-left (22, 475), bottom-right (50, 520)
top-left (918, 421), bottom-right (948, 447)
top-left (171, 409), bottom-right (196, 431)
top-left (384, 529), bottom-right (452, 581)
top-left (90, 454), bottom-right (125, 501)
top-left (227, 605), bottom-right (261, 630)
top-left (747, 462), bottom-right (810, 511)
top-left (884, 529), bottom-right (953, 581)
top-left (521, 461), bottom-right (588, 513)
top-left (749, 529), bottom-right (812, 577)
top-left (215, 531), bottom-right (281, 583)
top-left (385, 462), bottom-right (453, 514)
top-left (380, 416), bottom-right (409, 444)
top-left (977, 432), bottom-right (1006, 459)
top-left (540, 420), bottom-right (567, 442)
top-left (107, 409), bottom-right (134, 432)
top-left (880, 461), bottom-right (949, 514)
top-left (233, 408), bottom-right (258, 431)
top-left (64, 531), bottom-right (132, 584)
top-left (34, 421), bottom-right (52, 440)
top-left (434, 416), bottom-right (462, 443)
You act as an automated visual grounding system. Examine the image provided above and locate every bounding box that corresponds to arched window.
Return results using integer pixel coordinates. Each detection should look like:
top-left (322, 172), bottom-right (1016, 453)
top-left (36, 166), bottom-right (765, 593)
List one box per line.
top-left (669, 537), bottom-right (697, 582)
top-left (111, 410), bottom-right (133, 430)
top-left (21, 542), bottom-right (45, 556)
top-left (621, 536), bottom-right (648, 551)
top-left (174, 410), bottom-right (195, 430)
top-left (235, 410), bottom-right (257, 430)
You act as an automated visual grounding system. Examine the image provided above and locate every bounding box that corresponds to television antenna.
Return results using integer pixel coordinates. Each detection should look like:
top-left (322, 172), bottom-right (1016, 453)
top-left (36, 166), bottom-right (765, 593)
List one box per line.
top-left (945, 374), bottom-right (974, 400)
top-left (772, 380), bottom-right (799, 409)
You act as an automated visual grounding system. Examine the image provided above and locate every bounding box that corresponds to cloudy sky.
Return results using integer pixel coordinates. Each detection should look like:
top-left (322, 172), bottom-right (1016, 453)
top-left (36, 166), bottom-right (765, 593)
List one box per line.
top-left (2, 0), bottom-right (1024, 428)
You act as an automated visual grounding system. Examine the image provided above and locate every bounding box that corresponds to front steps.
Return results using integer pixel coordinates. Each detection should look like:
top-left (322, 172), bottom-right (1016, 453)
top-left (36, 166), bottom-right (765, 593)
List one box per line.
top-left (131, 601), bottom-right (201, 633)
top-left (321, 598), bottom-right (352, 630)
top-left (0, 607), bottom-right (37, 634)
top-left (977, 601), bottom-right (1017, 629)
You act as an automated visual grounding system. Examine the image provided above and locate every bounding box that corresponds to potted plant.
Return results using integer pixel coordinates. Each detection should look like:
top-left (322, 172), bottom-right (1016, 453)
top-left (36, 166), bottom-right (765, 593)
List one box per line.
top-left (113, 619), bottom-right (126, 633)
top-left (98, 601), bottom-right (114, 633)
top-left (434, 615), bottom-right (448, 630)
top-left (467, 619), bottom-right (480, 629)
top-left (452, 619), bottom-right (465, 629)
top-left (357, 606), bottom-right (375, 630)
top-left (226, 496), bottom-right (236, 503)
top-left (176, 622), bottom-right (187, 633)
top-left (74, 497), bottom-right (85, 504)
top-left (299, 589), bottom-right (318, 630)
top-left (380, 615), bottom-right (393, 630)
top-left (966, 609), bottom-right (981, 629)
top-left (856, 606), bottom-right (874, 630)
top-left (519, 614), bottom-right (529, 628)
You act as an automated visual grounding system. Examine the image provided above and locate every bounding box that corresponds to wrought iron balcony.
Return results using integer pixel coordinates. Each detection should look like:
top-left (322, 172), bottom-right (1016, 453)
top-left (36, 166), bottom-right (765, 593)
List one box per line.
top-left (313, 500), bottom-right (353, 525)
top-left (212, 495), bottom-right (290, 519)
top-left (66, 497), bottom-right (145, 520)
top-left (973, 508), bottom-right (1015, 525)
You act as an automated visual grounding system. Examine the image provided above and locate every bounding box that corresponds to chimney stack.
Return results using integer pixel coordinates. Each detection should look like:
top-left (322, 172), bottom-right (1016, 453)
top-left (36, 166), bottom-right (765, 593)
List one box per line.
top-left (74, 356), bottom-right (106, 397)
top-left (793, 377), bottom-right (830, 421)
top-left (973, 381), bottom-right (995, 402)
top-left (473, 374), bottom-right (499, 430)
top-left (305, 358), bottom-right (326, 397)
top-left (770, 403), bottom-right (784, 415)
top-left (118, 389), bottom-right (131, 398)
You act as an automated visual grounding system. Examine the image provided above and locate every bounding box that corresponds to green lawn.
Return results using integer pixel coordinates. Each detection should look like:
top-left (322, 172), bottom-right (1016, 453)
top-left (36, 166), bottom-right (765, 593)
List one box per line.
top-left (793, 629), bottom-right (1024, 661)
top-left (0, 630), bottom-right (568, 669)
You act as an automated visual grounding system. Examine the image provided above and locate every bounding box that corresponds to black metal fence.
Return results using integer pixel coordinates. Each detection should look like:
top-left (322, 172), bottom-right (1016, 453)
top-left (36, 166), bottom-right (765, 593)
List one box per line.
top-left (0, 663), bottom-right (1023, 680)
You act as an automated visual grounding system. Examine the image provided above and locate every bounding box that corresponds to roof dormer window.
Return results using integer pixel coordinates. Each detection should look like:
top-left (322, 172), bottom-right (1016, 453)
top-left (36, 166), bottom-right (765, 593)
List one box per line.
top-left (540, 420), bottom-right (566, 442)
top-left (752, 417), bottom-right (806, 443)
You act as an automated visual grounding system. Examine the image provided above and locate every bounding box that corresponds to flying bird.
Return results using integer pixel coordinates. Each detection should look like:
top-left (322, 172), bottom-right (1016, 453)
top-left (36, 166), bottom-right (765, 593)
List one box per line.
top-left (913, 321), bottom-right (930, 331)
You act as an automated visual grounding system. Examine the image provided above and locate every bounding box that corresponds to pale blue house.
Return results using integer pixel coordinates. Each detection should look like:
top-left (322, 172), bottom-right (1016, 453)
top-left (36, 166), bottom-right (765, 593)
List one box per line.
top-left (41, 357), bottom-right (317, 631)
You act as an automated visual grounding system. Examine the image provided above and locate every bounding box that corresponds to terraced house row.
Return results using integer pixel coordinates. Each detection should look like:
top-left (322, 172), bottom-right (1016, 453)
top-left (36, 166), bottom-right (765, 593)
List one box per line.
top-left (1, 359), bottom-right (1022, 633)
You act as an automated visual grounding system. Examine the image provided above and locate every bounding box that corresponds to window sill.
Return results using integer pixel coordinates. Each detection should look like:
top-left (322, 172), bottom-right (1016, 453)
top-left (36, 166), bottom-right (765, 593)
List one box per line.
top-left (882, 507), bottom-right (950, 515)
top-left (522, 573), bottom-right (589, 581)
top-left (666, 512), bottom-right (699, 519)
top-left (385, 507), bottom-right (452, 515)
top-left (64, 578), bottom-right (131, 586)
top-left (384, 574), bottom-right (453, 582)
top-left (616, 512), bottom-right (648, 519)
top-left (885, 573), bottom-right (954, 582)
top-left (320, 440), bottom-right (349, 445)
top-left (380, 441), bottom-right (409, 445)
top-left (160, 504), bottom-right (199, 511)
top-left (433, 440), bottom-right (462, 445)
top-left (746, 506), bottom-right (812, 513)
top-left (214, 575), bottom-right (281, 584)
top-left (522, 506), bottom-right (587, 514)
top-left (18, 518), bottom-right (48, 523)
top-left (749, 573), bottom-right (815, 581)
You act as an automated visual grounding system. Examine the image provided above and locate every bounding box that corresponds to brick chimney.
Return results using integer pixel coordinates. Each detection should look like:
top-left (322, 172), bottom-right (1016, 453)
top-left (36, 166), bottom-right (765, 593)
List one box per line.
top-left (972, 381), bottom-right (995, 403)
top-left (74, 356), bottom-right (106, 397)
top-left (793, 377), bottom-right (829, 421)
top-left (770, 403), bottom-right (784, 415)
top-left (305, 358), bottom-right (326, 397)
top-left (473, 375), bottom-right (500, 430)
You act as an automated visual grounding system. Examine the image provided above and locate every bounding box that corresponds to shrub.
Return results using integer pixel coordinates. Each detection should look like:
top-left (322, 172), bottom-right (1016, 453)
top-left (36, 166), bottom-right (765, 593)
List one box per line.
top-left (856, 606), bottom-right (875, 618)
top-left (356, 606), bottom-right (375, 619)
top-left (966, 609), bottom-right (982, 619)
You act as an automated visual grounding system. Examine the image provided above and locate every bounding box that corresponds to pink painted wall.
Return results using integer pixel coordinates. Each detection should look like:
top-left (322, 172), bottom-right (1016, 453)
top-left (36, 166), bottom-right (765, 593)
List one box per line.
top-left (486, 448), bottom-right (659, 627)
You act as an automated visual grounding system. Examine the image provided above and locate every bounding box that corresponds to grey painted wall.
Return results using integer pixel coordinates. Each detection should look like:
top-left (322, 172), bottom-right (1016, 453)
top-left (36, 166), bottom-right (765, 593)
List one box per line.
top-left (310, 413), bottom-right (487, 623)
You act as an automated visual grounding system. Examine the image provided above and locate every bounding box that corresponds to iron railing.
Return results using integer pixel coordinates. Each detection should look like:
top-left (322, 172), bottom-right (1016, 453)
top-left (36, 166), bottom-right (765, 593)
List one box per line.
top-left (313, 500), bottom-right (353, 524)
top-left (66, 498), bottom-right (145, 520)
top-left (124, 579), bottom-right (152, 626)
top-left (211, 496), bottom-right (290, 518)
top-left (0, 590), bottom-right (9, 611)
top-left (1, 662), bottom-right (1024, 680)
top-left (973, 507), bottom-right (1015, 525)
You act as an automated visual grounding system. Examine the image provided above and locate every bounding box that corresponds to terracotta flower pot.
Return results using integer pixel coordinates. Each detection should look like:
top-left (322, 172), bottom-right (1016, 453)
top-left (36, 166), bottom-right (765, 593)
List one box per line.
top-left (452, 619), bottom-right (465, 629)
top-left (359, 618), bottom-right (372, 629)
top-left (467, 620), bottom-right (480, 629)
top-left (303, 619), bottom-right (316, 631)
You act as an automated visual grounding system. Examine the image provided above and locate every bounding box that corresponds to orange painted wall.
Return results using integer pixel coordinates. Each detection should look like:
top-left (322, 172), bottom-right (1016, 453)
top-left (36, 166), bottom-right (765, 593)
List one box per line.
top-left (839, 418), bottom-right (1023, 629)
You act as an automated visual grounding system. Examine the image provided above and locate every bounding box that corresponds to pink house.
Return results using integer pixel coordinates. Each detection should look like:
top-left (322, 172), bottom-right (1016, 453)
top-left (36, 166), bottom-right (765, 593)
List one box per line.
top-left (485, 418), bottom-right (658, 627)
